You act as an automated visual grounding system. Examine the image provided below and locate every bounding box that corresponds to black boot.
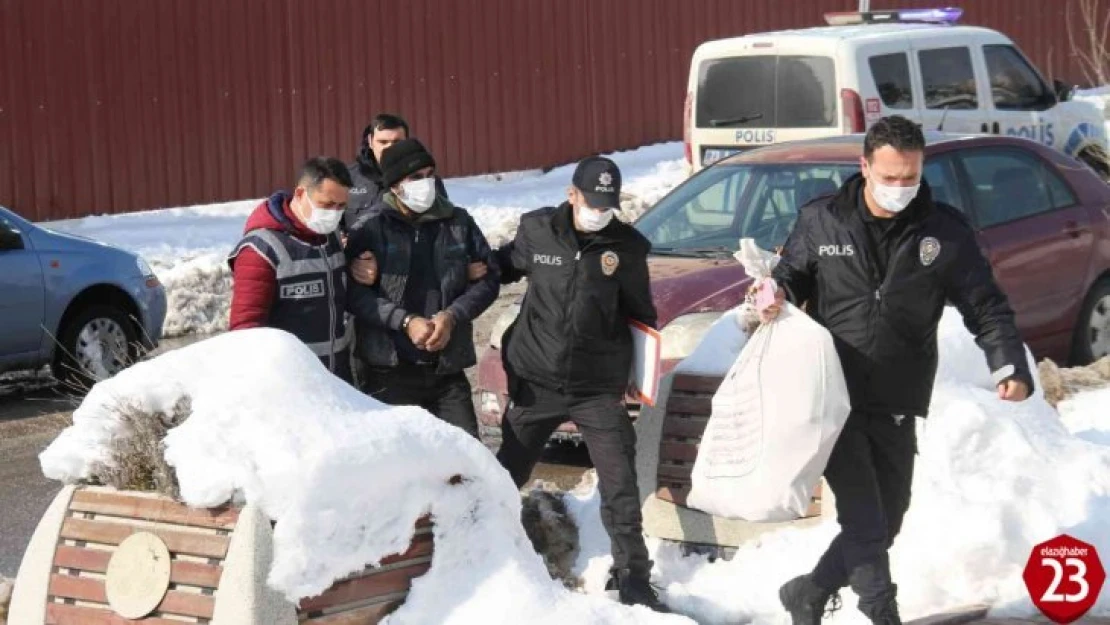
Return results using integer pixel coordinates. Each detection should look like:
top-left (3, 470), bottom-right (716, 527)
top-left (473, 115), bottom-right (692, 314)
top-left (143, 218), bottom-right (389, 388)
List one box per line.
top-left (779, 574), bottom-right (841, 625)
top-left (606, 567), bottom-right (671, 613)
top-left (849, 555), bottom-right (902, 625)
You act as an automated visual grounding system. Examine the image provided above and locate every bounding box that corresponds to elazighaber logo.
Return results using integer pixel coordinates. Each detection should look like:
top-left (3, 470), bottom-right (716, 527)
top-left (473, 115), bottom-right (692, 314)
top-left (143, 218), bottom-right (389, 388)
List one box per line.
top-left (1023, 534), bottom-right (1106, 624)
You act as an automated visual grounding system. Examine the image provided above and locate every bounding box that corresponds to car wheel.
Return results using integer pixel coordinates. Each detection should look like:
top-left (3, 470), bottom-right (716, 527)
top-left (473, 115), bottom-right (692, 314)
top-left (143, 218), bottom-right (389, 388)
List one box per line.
top-left (53, 305), bottom-right (141, 389)
top-left (1072, 279), bottom-right (1110, 365)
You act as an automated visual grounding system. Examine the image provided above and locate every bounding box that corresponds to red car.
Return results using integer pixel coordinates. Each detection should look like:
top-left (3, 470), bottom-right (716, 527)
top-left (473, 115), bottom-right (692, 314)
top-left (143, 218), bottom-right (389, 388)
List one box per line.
top-left (476, 132), bottom-right (1110, 441)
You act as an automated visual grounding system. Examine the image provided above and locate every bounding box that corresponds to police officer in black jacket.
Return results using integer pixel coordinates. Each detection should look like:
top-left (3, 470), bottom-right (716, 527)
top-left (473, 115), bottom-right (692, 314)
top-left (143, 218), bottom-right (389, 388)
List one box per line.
top-left (492, 156), bottom-right (669, 613)
top-left (765, 116), bottom-right (1034, 625)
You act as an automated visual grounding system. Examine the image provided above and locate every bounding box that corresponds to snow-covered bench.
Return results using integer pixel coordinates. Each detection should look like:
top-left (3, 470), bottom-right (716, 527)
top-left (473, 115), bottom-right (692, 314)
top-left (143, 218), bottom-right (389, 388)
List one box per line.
top-left (10, 485), bottom-right (435, 624)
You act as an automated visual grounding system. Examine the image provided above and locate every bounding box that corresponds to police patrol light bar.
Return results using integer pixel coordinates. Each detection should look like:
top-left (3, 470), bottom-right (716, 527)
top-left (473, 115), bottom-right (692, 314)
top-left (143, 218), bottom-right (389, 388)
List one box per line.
top-left (823, 7), bottom-right (963, 26)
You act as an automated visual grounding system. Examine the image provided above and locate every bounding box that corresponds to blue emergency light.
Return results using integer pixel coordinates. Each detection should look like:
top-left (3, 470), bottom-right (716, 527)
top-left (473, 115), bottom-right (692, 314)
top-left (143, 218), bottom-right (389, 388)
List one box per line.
top-left (823, 7), bottom-right (963, 26)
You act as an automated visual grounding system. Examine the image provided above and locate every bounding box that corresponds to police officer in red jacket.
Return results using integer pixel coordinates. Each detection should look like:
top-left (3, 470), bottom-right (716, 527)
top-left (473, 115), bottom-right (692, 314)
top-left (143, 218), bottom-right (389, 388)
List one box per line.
top-left (228, 157), bottom-right (377, 382)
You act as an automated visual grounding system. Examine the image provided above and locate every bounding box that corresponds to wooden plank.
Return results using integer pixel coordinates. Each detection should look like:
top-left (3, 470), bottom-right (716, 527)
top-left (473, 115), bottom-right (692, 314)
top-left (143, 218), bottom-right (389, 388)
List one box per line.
top-left (655, 486), bottom-right (690, 506)
top-left (48, 574), bottom-right (215, 619)
top-left (665, 394), bottom-right (713, 417)
top-left (298, 561), bottom-right (431, 613)
top-left (45, 603), bottom-right (186, 625)
top-left (659, 441), bottom-right (699, 463)
top-left (60, 518), bottom-right (229, 559)
top-left (657, 463), bottom-right (693, 481)
top-left (378, 532), bottom-right (434, 568)
top-left (53, 546), bottom-right (223, 588)
top-left (671, 375), bottom-right (722, 394)
top-left (70, 489), bottom-right (239, 530)
top-left (302, 598), bottom-right (404, 624)
top-left (661, 416), bottom-right (709, 440)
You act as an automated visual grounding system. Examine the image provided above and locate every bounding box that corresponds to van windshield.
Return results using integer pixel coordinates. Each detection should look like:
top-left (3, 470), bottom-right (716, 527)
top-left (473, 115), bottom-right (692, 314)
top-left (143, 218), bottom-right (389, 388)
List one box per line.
top-left (634, 163), bottom-right (858, 254)
top-left (696, 55), bottom-right (837, 129)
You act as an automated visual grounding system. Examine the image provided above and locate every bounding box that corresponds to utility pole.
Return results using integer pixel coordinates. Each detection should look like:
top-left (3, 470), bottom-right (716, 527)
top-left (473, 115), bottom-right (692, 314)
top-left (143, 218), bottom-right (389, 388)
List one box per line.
top-left (859, 0), bottom-right (871, 12)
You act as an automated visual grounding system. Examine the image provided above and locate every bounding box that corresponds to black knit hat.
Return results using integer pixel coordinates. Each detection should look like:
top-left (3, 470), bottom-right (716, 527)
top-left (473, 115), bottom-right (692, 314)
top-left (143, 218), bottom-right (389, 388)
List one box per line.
top-left (380, 139), bottom-right (436, 189)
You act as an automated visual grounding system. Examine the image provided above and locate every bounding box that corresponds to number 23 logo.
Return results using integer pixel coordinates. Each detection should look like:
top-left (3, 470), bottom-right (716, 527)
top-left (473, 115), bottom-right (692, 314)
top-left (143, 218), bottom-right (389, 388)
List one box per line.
top-left (1041, 557), bottom-right (1089, 603)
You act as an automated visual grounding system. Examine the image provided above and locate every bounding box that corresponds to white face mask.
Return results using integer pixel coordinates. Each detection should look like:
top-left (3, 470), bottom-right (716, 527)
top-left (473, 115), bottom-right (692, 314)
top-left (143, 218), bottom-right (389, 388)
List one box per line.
top-left (399, 177), bottom-right (437, 213)
top-left (866, 168), bottom-right (920, 213)
top-left (576, 204), bottom-right (615, 232)
top-left (301, 193), bottom-right (344, 234)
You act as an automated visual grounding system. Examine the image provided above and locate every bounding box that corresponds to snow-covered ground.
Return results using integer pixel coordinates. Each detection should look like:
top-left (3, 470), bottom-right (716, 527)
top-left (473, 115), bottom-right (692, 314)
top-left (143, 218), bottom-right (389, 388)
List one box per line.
top-left (38, 143), bottom-right (687, 338)
top-left (39, 328), bottom-right (688, 624)
top-left (566, 307), bottom-right (1110, 624)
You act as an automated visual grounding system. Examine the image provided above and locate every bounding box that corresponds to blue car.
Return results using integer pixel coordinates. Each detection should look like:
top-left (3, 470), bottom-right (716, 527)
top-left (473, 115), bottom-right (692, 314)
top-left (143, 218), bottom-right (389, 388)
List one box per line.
top-left (0, 206), bottom-right (167, 386)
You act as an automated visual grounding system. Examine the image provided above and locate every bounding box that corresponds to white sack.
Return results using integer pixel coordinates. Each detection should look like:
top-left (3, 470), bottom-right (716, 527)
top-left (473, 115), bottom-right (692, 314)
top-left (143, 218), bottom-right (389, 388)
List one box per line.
top-left (685, 302), bottom-right (852, 522)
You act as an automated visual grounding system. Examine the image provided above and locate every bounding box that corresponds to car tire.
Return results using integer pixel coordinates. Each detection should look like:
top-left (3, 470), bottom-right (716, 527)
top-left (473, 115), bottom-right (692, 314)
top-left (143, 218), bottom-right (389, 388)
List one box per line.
top-left (53, 304), bottom-right (142, 390)
top-left (1071, 278), bottom-right (1110, 366)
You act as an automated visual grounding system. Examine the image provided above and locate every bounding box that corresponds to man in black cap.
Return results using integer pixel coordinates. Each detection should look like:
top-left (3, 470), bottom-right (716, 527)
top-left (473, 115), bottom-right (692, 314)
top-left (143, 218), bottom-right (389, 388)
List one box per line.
top-left (345, 138), bottom-right (500, 437)
top-left (490, 156), bottom-right (667, 612)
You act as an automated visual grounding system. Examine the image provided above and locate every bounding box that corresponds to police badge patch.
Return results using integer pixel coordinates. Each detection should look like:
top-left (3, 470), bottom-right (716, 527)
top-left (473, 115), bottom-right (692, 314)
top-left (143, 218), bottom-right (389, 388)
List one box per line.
top-left (919, 236), bottom-right (941, 267)
top-left (601, 251), bottom-right (619, 276)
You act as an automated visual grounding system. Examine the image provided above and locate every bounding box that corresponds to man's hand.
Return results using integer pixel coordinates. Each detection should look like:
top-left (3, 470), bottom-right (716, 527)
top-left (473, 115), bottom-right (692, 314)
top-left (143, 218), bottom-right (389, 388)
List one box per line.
top-left (748, 283), bottom-right (786, 324)
top-left (351, 252), bottom-right (378, 286)
top-left (425, 311), bottom-right (456, 352)
top-left (998, 378), bottom-right (1030, 402)
top-left (406, 316), bottom-right (435, 349)
top-left (467, 261), bottom-right (488, 281)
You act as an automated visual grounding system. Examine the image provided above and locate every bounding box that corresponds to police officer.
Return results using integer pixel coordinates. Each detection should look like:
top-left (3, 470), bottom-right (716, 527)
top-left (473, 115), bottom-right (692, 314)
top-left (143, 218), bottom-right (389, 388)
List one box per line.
top-left (764, 116), bottom-right (1033, 625)
top-left (228, 157), bottom-right (377, 382)
top-left (491, 156), bottom-right (668, 612)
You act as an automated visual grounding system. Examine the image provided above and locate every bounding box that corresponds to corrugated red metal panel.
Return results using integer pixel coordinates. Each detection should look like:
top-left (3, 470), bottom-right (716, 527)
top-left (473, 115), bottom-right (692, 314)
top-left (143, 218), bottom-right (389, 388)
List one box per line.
top-left (0, 0), bottom-right (1094, 221)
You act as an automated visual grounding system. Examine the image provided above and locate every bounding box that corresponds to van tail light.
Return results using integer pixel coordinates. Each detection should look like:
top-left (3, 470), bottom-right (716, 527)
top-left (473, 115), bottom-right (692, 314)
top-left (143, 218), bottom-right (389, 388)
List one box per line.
top-left (841, 88), bottom-right (866, 133)
top-left (683, 91), bottom-right (693, 165)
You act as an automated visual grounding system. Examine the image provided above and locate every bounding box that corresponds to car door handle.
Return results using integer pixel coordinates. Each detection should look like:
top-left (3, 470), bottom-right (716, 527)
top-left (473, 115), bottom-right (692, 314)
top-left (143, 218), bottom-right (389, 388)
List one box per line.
top-left (1063, 221), bottom-right (1088, 238)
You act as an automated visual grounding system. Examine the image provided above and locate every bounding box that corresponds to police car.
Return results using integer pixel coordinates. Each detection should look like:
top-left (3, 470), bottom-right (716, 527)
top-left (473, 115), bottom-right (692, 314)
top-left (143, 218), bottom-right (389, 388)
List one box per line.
top-left (683, 7), bottom-right (1110, 179)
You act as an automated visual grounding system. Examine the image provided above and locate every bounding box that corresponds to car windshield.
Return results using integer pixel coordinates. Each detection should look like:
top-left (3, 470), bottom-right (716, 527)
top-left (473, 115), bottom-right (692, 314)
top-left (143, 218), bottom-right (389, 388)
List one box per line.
top-left (634, 163), bottom-right (858, 255)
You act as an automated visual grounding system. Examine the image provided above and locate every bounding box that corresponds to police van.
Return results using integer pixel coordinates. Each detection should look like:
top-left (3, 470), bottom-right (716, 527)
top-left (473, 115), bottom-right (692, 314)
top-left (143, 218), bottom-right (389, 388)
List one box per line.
top-left (683, 7), bottom-right (1109, 178)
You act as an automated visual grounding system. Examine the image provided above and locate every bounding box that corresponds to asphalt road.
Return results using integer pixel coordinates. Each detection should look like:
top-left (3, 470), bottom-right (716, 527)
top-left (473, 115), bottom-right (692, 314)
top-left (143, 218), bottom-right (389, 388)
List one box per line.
top-left (0, 291), bottom-right (590, 577)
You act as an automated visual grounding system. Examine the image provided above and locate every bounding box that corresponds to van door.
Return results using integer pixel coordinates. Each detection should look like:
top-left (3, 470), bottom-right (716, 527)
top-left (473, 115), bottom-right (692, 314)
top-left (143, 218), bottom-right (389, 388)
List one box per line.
top-left (909, 42), bottom-right (989, 134)
top-left (979, 42), bottom-right (1059, 148)
top-left (856, 43), bottom-right (921, 128)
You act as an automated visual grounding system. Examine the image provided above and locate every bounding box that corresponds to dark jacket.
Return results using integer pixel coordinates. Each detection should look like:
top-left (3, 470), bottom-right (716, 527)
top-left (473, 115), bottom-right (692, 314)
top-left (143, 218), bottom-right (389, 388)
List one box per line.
top-left (344, 125), bottom-right (449, 234)
top-left (228, 192), bottom-right (351, 380)
top-left (345, 193), bottom-right (499, 374)
top-left (495, 203), bottom-right (657, 397)
top-left (771, 174), bottom-right (1034, 417)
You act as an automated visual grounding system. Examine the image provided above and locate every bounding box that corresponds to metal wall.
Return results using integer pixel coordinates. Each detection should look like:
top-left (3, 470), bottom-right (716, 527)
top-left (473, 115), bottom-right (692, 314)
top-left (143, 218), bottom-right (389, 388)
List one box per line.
top-left (0, 0), bottom-right (1090, 221)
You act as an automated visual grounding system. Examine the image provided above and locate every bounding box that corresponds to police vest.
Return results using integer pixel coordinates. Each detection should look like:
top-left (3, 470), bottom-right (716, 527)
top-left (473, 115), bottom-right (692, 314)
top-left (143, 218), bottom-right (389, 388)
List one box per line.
top-left (232, 228), bottom-right (351, 372)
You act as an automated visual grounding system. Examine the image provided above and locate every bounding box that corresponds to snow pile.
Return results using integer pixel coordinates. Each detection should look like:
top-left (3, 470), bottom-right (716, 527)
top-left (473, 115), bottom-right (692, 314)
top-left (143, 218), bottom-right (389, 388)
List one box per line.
top-left (570, 307), bottom-right (1110, 623)
top-left (41, 143), bottom-right (685, 337)
top-left (38, 329), bottom-right (688, 624)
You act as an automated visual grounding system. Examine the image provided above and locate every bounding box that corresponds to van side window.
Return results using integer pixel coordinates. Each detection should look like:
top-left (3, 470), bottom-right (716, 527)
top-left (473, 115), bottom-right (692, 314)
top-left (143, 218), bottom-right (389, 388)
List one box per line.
top-left (918, 47), bottom-right (978, 110)
top-left (983, 44), bottom-right (1051, 110)
top-left (868, 53), bottom-right (913, 109)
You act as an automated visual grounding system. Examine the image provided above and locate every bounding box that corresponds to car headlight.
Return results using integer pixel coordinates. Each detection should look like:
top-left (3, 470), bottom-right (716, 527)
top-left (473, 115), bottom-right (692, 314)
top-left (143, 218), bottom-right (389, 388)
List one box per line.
top-left (490, 302), bottom-right (522, 349)
top-left (660, 311), bottom-right (725, 361)
top-left (136, 256), bottom-right (155, 278)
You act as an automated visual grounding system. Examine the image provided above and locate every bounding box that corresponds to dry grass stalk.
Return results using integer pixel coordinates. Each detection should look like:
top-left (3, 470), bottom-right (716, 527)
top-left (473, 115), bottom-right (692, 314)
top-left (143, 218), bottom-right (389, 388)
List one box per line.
top-left (1038, 357), bottom-right (1110, 407)
top-left (521, 481), bottom-right (582, 590)
top-left (86, 396), bottom-right (192, 498)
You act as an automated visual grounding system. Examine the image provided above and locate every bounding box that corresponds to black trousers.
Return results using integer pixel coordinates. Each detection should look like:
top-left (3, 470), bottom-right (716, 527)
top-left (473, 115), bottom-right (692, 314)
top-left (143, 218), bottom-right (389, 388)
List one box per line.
top-left (495, 377), bottom-right (650, 575)
top-left (360, 363), bottom-right (480, 439)
top-left (812, 410), bottom-right (917, 606)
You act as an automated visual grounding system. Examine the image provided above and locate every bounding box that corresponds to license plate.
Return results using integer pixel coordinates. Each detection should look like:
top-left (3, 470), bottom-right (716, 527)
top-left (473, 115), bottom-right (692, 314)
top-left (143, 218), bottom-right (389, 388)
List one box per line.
top-left (702, 148), bottom-right (741, 166)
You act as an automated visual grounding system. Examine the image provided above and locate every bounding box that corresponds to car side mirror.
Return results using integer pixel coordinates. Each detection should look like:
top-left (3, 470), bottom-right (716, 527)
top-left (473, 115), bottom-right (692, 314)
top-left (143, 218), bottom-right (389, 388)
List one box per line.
top-left (1053, 79), bottom-right (1073, 103)
top-left (0, 226), bottom-right (25, 250)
